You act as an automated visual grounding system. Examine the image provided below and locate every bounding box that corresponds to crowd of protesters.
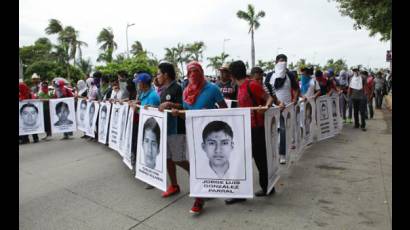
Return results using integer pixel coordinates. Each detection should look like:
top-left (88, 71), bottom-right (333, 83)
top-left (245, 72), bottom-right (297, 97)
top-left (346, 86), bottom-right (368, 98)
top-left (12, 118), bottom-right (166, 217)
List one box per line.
top-left (19, 54), bottom-right (391, 214)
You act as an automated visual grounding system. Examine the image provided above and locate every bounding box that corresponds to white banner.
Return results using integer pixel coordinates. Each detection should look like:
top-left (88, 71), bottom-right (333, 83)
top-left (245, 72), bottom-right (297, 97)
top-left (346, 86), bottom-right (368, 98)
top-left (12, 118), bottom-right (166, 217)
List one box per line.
top-left (98, 102), bottom-right (112, 144)
top-left (76, 98), bottom-right (88, 132)
top-left (117, 104), bottom-right (129, 156)
top-left (108, 103), bottom-right (122, 151)
top-left (302, 98), bottom-right (316, 147)
top-left (264, 107), bottom-right (281, 195)
top-left (122, 107), bottom-right (134, 170)
top-left (85, 101), bottom-right (100, 138)
top-left (282, 104), bottom-right (294, 166)
top-left (19, 100), bottom-right (45, 135)
top-left (135, 108), bottom-right (167, 191)
top-left (186, 108), bottom-right (253, 198)
top-left (293, 102), bottom-right (304, 160)
top-left (331, 95), bottom-right (343, 135)
top-left (49, 97), bottom-right (77, 134)
top-left (317, 96), bottom-right (335, 141)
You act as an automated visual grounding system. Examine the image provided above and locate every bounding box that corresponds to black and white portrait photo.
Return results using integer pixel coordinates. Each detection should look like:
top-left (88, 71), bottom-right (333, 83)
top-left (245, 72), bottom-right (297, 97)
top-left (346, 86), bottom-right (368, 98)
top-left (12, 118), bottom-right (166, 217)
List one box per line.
top-left (186, 108), bottom-right (253, 199)
top-left (331, 95), bottom-right (343, 134)
top-left (118, 104), bottom-right (129, 156)
top-left (76, 99), bottom-right (87, 131)
top-left (317, 96), bottom-right (335, 141)
top-left (283, 104), bottom-right (294, 166)
top-left (303, 98), bottom-right (316, 147)
top-left (264, 107), bottom-right (281, 195)
top-left (122, 107), bottom-right (134, 170)
top-left (108, 103), bottom-right (123, 151)
top-left (19, 100), bottom-right (45, 135)
top-left (49, 98), bottom-right (77, 134)
top-left (294, 103), bottom-right (303, 159)
top-left (86, 101), bottom-right (99, 137)
top-left (98, 102), bottom-right (111, 144)
top-left (135, 108), bottom-right (167, 191)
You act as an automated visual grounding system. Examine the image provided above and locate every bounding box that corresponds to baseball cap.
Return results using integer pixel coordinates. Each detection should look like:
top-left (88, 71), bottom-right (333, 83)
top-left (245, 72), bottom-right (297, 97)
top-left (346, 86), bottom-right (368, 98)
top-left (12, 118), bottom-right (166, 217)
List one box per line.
top-left (218, 63), bottom-right (230, 71)
top-left (133, 72), bottom-right (152, 84)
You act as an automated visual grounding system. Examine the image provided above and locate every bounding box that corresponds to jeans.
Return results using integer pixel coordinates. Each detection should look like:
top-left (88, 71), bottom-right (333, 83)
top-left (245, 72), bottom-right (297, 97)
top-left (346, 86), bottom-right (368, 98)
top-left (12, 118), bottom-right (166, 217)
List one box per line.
top-left (251, 126), bottom-right (268, 192)
top-left (375, 88), bottom-right (384, 108)
top-left (279, 114), bottom-right (286, 156)
top-left (43, 101), bottom-right (51, 136)
top-left (348, 96), bottom-right (353, 119)
top-left (352, 98), bottom-right (366, 128)
top-left (339, 93), bottom-right (348, 119)
top-left (367, 97), bottom-right (374, 118)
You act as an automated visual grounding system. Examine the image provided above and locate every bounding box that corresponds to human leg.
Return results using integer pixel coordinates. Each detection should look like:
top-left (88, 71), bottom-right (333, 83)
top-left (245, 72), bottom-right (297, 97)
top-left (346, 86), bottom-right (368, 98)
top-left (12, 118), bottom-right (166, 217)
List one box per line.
top-left (279, 114), bottom-right (286, 163)
top-left (352, 99), bottom-right (360, 128)
top-left (359, 98), bottom-right (367, 129)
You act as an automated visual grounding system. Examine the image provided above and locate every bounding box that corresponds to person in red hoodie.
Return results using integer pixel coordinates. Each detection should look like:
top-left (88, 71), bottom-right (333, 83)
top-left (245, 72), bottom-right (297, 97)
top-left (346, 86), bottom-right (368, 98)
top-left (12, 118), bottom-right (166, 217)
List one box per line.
top-left (19, 82), bottom-right (39, 144)
top-left (53, 80), bottom-right (74, 139)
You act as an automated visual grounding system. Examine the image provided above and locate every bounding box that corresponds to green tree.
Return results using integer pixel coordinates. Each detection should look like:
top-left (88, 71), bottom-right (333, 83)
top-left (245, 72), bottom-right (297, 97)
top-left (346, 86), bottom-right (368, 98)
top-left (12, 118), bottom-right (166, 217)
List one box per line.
top-left (237, 4), bottom-right (266, 68)
top-left (97, 27), bottom-right (117, 63)
top-left (19, 38), bottom-right (53, 66)
top-left (130, 41), bottom-right (146, 57)
top-left (164, 47), bottom-right (181, 77)
top-left (95, 55), bottom-right (157, 78)
top-left (207, 56), bottom-right (223, 77)
top-left (174, 43), bottom-right (190, 76)
top-left (324, 58), bottom-right (348, 74)
top-left (185, 41), bottom-right (206, 62)
top-left (331, 0), bottom-right (391, 41)
top-left (76, 58), bottom-right (93, 75)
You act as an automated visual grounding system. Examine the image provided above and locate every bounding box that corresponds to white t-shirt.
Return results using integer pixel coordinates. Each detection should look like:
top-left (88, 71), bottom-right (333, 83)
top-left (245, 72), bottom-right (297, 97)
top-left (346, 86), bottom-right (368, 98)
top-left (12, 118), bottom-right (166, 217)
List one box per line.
top-left (303, 77), bottom-right (321, 98)
top-left (275, 76), bottom-right (292, 105)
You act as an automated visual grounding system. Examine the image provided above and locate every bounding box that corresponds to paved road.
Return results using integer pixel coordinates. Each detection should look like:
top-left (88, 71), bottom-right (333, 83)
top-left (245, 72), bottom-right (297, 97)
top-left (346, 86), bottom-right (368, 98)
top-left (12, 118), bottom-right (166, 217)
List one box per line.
top-left (19, 109), bottom-right (392, 230)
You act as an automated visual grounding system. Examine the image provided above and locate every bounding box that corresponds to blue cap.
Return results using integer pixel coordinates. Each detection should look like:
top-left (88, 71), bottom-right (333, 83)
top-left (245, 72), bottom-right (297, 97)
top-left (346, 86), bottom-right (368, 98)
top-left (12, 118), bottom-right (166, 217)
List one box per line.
top-left (133, 72), bottom-right (152, 84)
top-left (328, 68), bottom-right (334, 76)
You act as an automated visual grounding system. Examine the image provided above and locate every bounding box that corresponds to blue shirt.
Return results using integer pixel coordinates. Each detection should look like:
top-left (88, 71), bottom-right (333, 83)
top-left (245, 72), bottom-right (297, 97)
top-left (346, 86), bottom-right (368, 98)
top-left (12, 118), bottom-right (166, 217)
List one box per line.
top-left (139, 88), bottom-right (160, 107)
top-left (183, 82), bottom-right (225, 110)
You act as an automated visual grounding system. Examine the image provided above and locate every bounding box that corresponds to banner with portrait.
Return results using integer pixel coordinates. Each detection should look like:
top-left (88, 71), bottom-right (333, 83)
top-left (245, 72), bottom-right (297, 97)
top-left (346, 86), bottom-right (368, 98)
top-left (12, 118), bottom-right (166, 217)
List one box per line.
top-left (302, 97), bottom-right (316, 147)
top-left (108, 103), bottom-right (123, 152)
top-left (85, 101), bottom-right (100, 138)
top-left (98, 102), bottom-right (112, 144)
top-left (264, 106), bottom-right (281, 195)
top-left (331, 95), bottom-right (343, 135)
top-left (117, 104), bottom-right (129, 157)
top-left (49, 97), bottom-right (77, 134)
top-left (186, 108), bottom-right (253, 198)
top-left (122, 106), bottom-right (134, 170)
top-left (19, 100), bottom-right (45, 135)
top-left (135, 108), bottom-right (167, 191)
top-left (293, 101), bottom-right (304, 161)
top-left (282, 104), bottom-right (294, 167)
top-left (316, 96), bottom-right (335, 141)
top-left (76, 98), bottom-right (88, 132)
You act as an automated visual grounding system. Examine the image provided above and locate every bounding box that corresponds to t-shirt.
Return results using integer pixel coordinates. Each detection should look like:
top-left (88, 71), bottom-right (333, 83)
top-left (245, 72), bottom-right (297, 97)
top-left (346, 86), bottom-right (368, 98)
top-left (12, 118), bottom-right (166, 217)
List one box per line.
top-left (183, 82), bottom-right (225, 110)
top-left (237, 79), bottom-right (267, 128)
top-left (275, 76), bottom-right (292, 105)
top-left (216, 80), bottom-right (237, 100)
top-left (139, 88), bottom-right (160, 107)
top-left (302, 77), bottom-right (321, 98)
top-left (159, 81), bottom-right (185, 135)
top-left (374, 77), bottom-right (386, 90)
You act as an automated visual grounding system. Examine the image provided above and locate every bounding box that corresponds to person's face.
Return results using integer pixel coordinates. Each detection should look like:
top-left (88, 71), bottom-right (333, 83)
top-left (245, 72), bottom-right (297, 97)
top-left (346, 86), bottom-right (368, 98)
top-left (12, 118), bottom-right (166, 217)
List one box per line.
top-left (219, 70), bottom-right (230, 81)
top-left (58, 105), bottom-right (69, 121)
top-left (21, 106), bottom-right (38, 126)
top-left (188, 67), bottom-right (202, 84)
top-left (138, 82), bottom-right (149, 92)
top-left (143, 129), bottom-right (160, 168)
top-left (101, 110), bottom-right (107, 122)
top-left (156, 71), bottom-right (166, 86)
top-left (202, 131), bottom-right (234, 167)
top-left (89, 106), bottom-right (95, 126)
top-left (80, 102), bottom-right (87, 119)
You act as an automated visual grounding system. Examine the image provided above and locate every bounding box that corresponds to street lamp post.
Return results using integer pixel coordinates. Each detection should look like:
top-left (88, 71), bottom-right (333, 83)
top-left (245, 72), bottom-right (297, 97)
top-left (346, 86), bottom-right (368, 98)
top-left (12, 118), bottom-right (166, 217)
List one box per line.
top-left (126, 23), bottom-right (135, 58)
top-left (223, 38), bottom-right (230, 54)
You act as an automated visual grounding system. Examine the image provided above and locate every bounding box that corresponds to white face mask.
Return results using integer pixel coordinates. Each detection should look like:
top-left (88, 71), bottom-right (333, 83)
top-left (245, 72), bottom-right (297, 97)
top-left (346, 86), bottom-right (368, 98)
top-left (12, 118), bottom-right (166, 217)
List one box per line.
top-left (274, 62), bottom-right (287, 78)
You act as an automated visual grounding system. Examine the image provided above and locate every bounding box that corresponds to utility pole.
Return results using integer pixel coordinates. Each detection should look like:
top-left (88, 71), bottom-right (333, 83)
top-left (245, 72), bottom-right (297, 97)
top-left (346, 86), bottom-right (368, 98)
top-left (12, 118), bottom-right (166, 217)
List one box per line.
top-left (126, 23), bottom-right (135, 58)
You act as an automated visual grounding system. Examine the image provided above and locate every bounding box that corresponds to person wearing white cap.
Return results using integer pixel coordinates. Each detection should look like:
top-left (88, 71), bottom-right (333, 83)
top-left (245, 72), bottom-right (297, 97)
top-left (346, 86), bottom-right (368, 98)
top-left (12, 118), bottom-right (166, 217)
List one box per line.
top-left (31, 73), bottom-right (41, 94)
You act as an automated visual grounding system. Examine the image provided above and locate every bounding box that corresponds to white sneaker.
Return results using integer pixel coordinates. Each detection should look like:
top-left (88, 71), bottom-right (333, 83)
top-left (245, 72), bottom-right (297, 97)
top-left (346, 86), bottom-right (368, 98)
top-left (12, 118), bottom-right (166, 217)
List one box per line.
top-left (279, 156), bottom-right (286, 164)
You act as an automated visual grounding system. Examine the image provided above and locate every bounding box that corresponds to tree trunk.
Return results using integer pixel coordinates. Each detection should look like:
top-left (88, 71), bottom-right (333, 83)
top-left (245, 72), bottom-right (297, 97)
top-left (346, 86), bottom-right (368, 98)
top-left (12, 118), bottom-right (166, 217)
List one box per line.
top-left (251, 29), bottom-right (255, 68)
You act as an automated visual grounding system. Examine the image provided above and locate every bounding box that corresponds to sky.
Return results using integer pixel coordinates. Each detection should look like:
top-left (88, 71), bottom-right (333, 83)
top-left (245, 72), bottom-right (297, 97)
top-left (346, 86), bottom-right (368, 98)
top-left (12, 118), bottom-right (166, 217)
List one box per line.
top-left (19, 0), bottom-right (391, 75)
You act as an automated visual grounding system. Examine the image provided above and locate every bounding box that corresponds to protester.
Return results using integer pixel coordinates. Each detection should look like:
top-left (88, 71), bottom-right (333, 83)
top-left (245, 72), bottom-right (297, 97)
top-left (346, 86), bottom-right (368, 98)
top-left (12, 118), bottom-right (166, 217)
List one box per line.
top-left (117, 71), bottom-right (130, 100)
top-left (37, 81), bottom-right (52, 140)
top-left (337, 70), bottom-right (349, 123)
top-left (86, 77), bottom-right (101, 101)
top-left (363, 71), bottom-right (375, 119)
top-left (348, 67), bottom-right (367, 131)
top-left (155, 62), bottom-right (189, 198)
top-left (53, 79), bottom-right (74, 139)
top-left (182, 61), bottom-right (228, 214)
top-left (325, 68), bottom-right (338, 96)
top-left (227, 60), bottom-right (282, 205)
top-left (374, 71), bottom-right (387, 109)
top-left (300, 67), bottom-right (321, 99)
top-left (100, 75), bottom-right (112, 100)
top-left (216, 63), bottom-right (237, 101)
top-left (19, 82), bottom-right (39, 144)
top-left (250, 66), bottom-right (265, 85)
top-left (264, 54), bottom-right (300, 164)
top-left (30, 73), bottom-right (41, 95)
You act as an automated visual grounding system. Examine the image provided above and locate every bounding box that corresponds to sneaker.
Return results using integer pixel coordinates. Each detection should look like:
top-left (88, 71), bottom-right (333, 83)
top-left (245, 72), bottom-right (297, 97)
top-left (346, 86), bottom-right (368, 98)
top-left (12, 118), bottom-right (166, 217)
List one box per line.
top-left (361, 128), bottom-right (367, 131)
top-left (279, 155), bottom-right (286, 164)
top-left (224, 198), bottom-right (246, 205)
top-left (145, 184), bottom-right (154, 189)
top-left (162, 184), bottom-right (180, 198)
top-left (255, 188), bottom-right (276, 197)
top-left (190, 198), bottom-right (204, 214)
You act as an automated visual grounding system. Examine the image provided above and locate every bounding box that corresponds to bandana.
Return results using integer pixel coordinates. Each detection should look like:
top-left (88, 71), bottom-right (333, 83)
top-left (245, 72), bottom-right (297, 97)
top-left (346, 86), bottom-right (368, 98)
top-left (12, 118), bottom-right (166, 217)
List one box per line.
top-left (19, 82), bottom-right (31, 100)
top-left (270, 62), bottom-right (287, 89)
top-left (183, 61), bottom-right (206, 105)
top-left (300, 75), bottom-right (311, 95)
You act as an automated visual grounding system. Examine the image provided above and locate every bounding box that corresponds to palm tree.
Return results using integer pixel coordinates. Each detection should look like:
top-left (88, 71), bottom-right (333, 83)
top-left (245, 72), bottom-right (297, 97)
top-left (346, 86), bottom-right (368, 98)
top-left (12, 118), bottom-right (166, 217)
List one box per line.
top-left (76, 58), bottom-right (92, 75)
top-left (219, 52), bottom-right (230, 64)
top-left (97, 27), bottom-right (117, 63)
top-left (164, 47), bottom-right (181, 77)
top-left (174, 43), bottom-right (189, 76)
top-left (207, 56), bottom-right (223, 77)
top-left (131, 41), bottom-right (145, 56)
top-left (237, 4), bottom-right (265, 68)
top-left (185, 41), bottom-right (206, 62)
